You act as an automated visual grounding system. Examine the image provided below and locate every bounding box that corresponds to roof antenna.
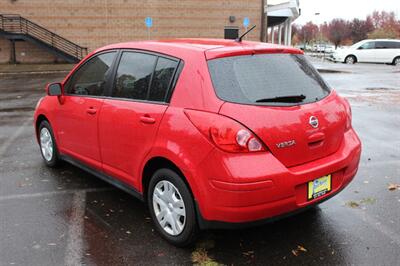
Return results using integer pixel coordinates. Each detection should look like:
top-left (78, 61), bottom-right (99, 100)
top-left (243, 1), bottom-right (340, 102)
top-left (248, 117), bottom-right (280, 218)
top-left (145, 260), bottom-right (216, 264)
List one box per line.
top-left (235, 25), bottom-right (256, 42)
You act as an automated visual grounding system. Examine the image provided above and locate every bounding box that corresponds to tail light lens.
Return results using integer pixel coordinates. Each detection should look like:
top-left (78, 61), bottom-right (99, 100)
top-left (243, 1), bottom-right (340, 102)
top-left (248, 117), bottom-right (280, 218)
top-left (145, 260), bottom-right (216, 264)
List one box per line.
top-left (184, 109), bottom-right (266, 153)
top-left (343, 98), bottom-right (352, 130)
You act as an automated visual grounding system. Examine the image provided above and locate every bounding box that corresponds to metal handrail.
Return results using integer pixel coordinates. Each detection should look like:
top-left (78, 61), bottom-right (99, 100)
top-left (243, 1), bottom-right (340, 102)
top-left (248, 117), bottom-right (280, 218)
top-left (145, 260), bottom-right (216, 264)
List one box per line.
top-left (0, 14), bottom-right (87, 60)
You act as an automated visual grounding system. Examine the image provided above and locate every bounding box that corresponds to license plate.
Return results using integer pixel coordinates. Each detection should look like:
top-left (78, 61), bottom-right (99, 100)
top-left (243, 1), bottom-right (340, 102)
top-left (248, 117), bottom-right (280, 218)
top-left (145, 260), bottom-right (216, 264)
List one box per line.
top-left (307, 175), bottom-right (331, 200)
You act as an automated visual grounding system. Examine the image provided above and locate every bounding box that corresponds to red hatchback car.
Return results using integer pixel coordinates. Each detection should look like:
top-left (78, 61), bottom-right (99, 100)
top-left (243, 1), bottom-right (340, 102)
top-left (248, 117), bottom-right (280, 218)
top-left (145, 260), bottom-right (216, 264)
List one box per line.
top-left (34, 39), bottom-right (361, 246)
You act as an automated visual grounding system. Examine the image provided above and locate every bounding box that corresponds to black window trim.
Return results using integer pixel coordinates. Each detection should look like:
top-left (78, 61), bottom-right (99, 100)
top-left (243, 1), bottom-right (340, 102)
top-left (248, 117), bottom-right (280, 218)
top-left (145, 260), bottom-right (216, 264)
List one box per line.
top-left (108, 49), bottom-right (183, 105)
top-left (63, 49), bottom-right (119, 98)
top-left (62, 48), bottom-right (184, 105)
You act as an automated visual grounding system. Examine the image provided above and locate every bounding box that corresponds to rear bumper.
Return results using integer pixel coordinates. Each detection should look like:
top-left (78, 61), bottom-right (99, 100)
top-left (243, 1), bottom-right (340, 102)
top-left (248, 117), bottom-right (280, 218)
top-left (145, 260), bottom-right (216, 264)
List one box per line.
top-left (194, 129), bottom-right (361, 227)
top-left (195, 182), bottom-right (348, 229)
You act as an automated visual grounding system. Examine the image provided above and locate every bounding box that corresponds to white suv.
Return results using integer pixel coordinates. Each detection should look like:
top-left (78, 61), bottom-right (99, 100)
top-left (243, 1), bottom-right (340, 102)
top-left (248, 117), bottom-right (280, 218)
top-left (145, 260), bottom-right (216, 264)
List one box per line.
top-left (331, 39), bottom-right (400, 65)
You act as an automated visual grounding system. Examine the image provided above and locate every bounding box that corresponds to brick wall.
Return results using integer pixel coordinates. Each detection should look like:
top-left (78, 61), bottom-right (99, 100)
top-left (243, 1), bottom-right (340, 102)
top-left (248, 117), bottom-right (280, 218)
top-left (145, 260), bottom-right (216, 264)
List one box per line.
top-left (1, 0), bottom-right (264, 54)
top-left (0, 38), bottom-right (66, 63)
top-left (0, 38), bottom-right (11, 63)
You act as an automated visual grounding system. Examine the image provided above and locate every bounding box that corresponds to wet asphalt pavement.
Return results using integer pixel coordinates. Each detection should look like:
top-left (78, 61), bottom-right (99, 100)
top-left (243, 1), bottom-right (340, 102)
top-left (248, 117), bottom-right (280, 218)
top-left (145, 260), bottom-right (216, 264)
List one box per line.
top-left (0, 61), bottom-right (399, 266)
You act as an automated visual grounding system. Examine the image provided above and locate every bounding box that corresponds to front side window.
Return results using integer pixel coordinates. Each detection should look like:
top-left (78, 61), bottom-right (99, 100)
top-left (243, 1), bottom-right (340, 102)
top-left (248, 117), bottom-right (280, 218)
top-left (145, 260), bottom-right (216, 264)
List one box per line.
top-left (65, 52), bottom-right (116, 96)
top-left (359, 42), bottom-right (375, 50)
top-left (113, 52), bottom-right (157, 100)
top-left (207, 53), bottom-right (331, 106)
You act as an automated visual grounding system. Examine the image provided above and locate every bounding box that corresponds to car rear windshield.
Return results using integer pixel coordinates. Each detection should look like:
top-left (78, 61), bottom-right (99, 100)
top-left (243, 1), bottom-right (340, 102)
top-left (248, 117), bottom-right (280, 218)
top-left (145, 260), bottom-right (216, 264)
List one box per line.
top-left (207, 54), bottom-right (331, 106)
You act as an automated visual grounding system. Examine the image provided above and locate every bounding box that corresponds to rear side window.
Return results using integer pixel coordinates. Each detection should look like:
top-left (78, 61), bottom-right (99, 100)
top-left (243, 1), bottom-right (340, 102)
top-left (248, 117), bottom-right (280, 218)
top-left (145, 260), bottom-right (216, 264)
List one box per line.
top-left (65, 52), bottom-right (116, 96)
top-left (149, 57), bottom-right (179, 101)
top-left (207, 54), bottom-right (331, 106)
top-left (376, 41), bottom-right (400, 49)
top-left (113, 52), bottom-right (157, 100)
top-left (113, 52), bottom-right (179, 102)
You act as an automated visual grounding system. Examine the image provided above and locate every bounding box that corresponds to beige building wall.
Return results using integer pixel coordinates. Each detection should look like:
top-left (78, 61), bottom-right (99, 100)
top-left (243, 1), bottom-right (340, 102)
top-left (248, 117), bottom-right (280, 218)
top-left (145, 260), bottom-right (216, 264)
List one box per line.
top-left (1, 0), bottom-right (263, 55)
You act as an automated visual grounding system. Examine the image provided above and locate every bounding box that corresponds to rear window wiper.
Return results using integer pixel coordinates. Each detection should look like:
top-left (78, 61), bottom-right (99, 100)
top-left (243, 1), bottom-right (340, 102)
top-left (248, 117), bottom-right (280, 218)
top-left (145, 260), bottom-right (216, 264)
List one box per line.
top-left (255, 94), bottom-right (306, 103)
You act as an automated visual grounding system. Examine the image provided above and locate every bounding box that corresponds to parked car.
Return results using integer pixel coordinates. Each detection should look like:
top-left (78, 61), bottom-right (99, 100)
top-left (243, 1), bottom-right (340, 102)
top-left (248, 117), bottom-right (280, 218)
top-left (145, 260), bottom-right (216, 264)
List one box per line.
top-left (312, 44), bottom-right (335, 53)
top-left (34, 39), bottom-right (361, 246)
top-left (331, 39), bottom-right (400, 65)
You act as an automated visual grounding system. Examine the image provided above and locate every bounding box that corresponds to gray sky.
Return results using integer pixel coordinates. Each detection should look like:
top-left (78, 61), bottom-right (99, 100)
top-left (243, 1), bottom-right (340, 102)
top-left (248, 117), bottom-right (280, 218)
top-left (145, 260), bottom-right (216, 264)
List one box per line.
top-left (295, 0), bottom-right (400, 25)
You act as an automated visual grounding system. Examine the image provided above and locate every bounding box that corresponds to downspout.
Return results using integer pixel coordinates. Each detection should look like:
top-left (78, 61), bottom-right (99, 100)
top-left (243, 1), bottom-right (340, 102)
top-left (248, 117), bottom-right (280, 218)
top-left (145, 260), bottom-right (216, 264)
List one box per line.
top-left (260, 0), bottom-right (267, 42)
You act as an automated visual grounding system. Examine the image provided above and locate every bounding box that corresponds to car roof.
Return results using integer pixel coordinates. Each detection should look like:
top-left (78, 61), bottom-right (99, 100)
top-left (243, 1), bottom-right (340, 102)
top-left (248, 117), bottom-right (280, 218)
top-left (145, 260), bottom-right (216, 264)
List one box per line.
top-left (363, 39), bottom-right (400, 42)
top-left (95, 38), bottom-right (303, 60)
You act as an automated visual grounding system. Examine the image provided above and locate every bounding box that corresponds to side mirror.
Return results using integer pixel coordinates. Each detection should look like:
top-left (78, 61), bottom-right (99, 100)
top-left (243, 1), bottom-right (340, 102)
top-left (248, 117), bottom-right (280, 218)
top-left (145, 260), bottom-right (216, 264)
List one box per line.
top-left (47, 83), bottom-right (62, 96)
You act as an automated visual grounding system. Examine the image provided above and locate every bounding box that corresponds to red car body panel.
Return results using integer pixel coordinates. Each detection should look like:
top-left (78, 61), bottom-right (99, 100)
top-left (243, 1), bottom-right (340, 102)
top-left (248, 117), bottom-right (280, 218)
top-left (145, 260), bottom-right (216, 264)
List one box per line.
top-left (219, 90), bottom-right (348, 167)
top-left (98, 99), bottom-right (168, 188)
top-left (34, 39), bottom-right (361, 226)
top-left (56, 96), bottom-right (104, 170)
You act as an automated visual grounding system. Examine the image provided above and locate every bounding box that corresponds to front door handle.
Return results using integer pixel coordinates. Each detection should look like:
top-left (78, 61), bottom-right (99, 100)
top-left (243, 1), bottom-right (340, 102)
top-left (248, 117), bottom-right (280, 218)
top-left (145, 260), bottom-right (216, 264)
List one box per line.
top-left (86, 107), bottom-right (97, 115)
top-left (140, 115), bottom-right (156, 124)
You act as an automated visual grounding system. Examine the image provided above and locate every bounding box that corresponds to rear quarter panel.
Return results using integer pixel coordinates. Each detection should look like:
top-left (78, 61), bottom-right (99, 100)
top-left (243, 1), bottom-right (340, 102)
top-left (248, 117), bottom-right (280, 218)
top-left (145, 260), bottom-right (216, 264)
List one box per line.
top-left (139, 106), bottom-right (215, 200)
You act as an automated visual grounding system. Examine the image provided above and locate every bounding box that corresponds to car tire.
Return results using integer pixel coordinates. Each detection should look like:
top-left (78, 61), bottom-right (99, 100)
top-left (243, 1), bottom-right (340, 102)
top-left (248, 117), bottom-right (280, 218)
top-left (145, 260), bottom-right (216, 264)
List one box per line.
top-left (147, 168), bottom-right (198, 247)
top-left (345, 55), bottom-right (356, 64)
top-left (393, 56), bottom-right (400, 66)
top-left (38, 120), bottom-right (60, 167)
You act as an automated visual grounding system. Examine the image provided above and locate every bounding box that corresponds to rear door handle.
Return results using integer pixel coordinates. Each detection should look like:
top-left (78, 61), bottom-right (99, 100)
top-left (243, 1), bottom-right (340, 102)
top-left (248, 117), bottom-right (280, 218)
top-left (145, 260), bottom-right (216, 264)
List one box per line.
top-left (86, 107), bottom-right (97, 115)
top-left (140, 115), bottom-right (156, 124)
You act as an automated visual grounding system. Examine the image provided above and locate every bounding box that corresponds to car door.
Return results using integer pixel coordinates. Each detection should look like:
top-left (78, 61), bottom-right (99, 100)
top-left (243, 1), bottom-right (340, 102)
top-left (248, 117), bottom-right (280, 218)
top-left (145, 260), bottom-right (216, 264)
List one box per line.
top-left (98, 51), bottom-right (180, 188)
top-left (56, 51), bottom-right (117, 169)
top-left (354, 41), bottom-right (375, 62)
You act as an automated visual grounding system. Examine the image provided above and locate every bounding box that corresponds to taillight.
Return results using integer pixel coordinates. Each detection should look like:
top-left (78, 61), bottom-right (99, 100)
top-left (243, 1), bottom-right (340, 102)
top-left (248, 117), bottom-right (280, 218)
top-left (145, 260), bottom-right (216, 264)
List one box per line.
top-left (343, 98), bottom-right (352, 130)
top-left (184, 109), bottom-right (266, 153)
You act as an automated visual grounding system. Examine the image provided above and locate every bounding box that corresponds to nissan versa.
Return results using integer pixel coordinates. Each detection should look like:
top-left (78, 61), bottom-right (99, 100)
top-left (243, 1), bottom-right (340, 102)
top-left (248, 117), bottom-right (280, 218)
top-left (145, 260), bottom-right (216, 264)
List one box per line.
top-left (34, 39), bottom-right (361, 246)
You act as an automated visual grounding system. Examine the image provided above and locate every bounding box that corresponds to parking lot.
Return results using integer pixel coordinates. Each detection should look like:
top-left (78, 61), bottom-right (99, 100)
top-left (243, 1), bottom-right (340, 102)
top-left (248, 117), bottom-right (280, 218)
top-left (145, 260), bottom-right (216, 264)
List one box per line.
top-left (0, 61), bottom-right (399, 265)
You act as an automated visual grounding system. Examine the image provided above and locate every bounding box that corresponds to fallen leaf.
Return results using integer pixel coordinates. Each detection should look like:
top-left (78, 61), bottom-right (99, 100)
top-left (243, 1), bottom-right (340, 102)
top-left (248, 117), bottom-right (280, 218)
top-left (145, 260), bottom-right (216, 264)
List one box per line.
top-left (346, 201), bottom-right (360, 208)
top-left (291, 245), bottom-right (307, 256)
top-left (191, 247), bottom-right (219, 265)
top-left (297, 245), bottom-right (307, 252)
top-left (242, 251), bottom-right (255, 256)
top-left (359, 197), bottom-right (376, 205)
top-left (388, 183), bottom-right (400, 191)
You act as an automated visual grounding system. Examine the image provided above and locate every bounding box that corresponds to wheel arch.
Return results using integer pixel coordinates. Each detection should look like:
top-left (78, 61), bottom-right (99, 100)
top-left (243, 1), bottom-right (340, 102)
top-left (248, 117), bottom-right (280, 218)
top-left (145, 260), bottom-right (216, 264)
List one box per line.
top-left (35, 114), bottom-right (49, 142)
top-left (392, 56), bottom-right (400, 65)
top-left (141, 156), bottom-right (196, 203)
top-left (345, 54), bottom-right (357, 63)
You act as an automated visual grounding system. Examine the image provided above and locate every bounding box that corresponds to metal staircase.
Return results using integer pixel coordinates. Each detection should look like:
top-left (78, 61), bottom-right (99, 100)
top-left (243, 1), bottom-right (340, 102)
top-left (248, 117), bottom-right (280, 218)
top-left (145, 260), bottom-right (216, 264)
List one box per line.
top-left (0, 14), bottom-right (88, 63)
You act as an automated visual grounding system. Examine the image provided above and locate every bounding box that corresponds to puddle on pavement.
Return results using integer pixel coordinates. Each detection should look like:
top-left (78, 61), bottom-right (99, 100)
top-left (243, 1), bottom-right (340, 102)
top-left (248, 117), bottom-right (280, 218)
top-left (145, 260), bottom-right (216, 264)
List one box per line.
top-left (0, 106), bottom-right (36, 112)
top-left (341, 88), bottom-right (400, 105)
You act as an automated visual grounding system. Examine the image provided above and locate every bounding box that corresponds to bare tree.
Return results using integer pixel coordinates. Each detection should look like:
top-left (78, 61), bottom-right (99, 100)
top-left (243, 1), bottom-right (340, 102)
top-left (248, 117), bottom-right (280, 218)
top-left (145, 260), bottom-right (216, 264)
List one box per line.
top-left (326, 19), bottom-right (350, 49)
top-left (349, 18), bottom-right (374, 43)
